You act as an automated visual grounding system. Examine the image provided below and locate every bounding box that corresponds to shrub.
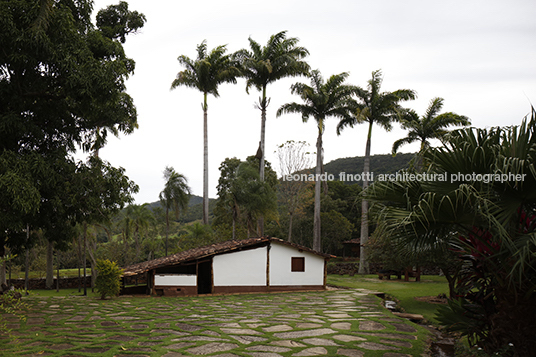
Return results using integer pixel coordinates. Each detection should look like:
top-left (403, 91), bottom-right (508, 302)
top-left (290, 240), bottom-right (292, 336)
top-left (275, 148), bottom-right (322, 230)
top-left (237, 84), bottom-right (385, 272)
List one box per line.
top-left (95, 259), bottom-right (123, 300)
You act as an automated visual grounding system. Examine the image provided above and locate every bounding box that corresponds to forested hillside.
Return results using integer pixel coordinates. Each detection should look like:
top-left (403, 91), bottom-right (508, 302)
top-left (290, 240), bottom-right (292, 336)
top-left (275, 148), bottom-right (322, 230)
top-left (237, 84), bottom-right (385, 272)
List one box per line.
top-left (324, 153), bottom-right (414, 185)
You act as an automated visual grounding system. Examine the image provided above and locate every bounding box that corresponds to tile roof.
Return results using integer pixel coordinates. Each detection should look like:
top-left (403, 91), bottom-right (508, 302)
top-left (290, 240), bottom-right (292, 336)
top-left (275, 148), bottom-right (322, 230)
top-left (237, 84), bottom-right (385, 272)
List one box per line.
top-left (122, 236), bottom-right (334, 277)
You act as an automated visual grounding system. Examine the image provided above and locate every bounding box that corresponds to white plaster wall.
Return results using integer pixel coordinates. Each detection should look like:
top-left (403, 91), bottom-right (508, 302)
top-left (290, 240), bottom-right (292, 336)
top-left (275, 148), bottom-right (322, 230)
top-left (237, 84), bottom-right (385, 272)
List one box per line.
top-left (154, 274), bottom-right (196, 286)
top-left (213, 246), bottom-right (267, 286)
top-left (269, 243), bottom-right (324, 286)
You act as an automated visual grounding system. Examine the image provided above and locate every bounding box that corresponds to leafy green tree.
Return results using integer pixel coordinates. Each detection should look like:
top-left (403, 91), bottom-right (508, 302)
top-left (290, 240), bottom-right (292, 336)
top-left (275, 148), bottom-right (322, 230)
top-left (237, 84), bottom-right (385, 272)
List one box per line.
top-left (122, 204), bottom-right (154, 263)
top-left (366, 109), bottom-right (536, 355)
top-left (214, 157), bottom-right (278, 239)
top-left (0, 0), bottom-right (144, 282)
top-left (176, 222), bottom-right (215, 252)
top-left (337, 69), bottom-right (416, 272)
top-left (236, 31), bottom-right (310, 235)
top-left (277, 70), bottom-right (357, 252)
top-left (159, 167), bottom-right (191, 256)
top-left (95, 259), bottom-right (123, 300)
top-left (392, 97), bottom-right (470, 169)
top-left (171, 41), bottom-right (240, 225)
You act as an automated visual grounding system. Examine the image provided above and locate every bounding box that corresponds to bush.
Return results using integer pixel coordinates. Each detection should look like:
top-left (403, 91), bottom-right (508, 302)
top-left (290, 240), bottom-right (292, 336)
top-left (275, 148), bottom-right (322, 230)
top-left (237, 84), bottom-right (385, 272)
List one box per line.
top-left (95, 259), bottom-right (123, 300)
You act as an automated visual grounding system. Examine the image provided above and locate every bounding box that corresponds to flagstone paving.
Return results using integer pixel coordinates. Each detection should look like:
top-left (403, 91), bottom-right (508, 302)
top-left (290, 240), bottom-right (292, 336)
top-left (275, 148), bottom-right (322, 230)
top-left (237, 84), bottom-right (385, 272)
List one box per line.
top-left (0, 288), bottom-right (428, 356)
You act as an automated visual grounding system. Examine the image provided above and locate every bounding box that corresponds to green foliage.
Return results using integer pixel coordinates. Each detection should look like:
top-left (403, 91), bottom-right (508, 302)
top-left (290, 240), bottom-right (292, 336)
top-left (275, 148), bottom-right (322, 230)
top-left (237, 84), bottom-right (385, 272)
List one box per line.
top-left (213, 157), bottom-right (279, 239)
top-left (0, 256), bottom-right (27, 339)
top-left (95, 259), bottom-right (123, 300)
top-left (0, 0), bottom-right (143, 253)
top-left (324, 153), bottom-right (414, 185)
top-left (236, 31), bottom-right (310, 95)
top-left (96, 1), bottom-right (146, 43)
top-left (367, 107), bottom-right (536, 355)
top-left (392, 97), bottom-right (470, 156)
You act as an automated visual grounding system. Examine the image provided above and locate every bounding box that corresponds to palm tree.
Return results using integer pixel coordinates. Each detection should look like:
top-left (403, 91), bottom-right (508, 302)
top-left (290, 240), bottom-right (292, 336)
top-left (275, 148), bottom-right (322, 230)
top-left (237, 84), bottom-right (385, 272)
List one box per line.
top-left (337, 69), bottom-right (416, 273)
top-left (236, 31), bottom-right (310, 235)
top-left (159, 167), bottom-right (191, 256)
top-left (392, 97), bottom-right (470, 169)
top-left (366, 110), bottom-right (536, 355)
top-left (171, 41), bottom-right (240, 225)
top-left (123, 203), bottom-right (154, 262)
top-left (277, 70), bottom-right (357, 252)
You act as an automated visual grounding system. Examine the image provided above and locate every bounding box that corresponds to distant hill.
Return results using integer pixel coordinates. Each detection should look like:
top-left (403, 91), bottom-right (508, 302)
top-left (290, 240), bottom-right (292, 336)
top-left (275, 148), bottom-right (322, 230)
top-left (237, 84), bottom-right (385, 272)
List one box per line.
top-left (143, 153), bottom-right (415, 222)
top-left (324, 152), bottom-right (414, 186)
top-left (146, 195), bottom-right (216, 224)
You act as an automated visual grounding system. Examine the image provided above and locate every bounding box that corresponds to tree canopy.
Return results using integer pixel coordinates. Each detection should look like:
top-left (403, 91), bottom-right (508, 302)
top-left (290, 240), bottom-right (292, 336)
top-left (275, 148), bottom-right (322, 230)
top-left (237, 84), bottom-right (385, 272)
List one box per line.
top-left (0, 0), bottom-right (144, 255)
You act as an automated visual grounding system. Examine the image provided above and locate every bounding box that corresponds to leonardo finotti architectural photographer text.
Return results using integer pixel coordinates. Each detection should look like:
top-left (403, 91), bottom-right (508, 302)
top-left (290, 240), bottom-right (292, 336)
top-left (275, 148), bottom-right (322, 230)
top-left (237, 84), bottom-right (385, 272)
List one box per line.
top-left (282, 172), bottom-right (527, 184)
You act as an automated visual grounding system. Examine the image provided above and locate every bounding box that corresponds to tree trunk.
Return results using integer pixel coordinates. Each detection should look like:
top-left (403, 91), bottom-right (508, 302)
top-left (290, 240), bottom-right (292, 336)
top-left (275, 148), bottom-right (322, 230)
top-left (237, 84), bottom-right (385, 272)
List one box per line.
top-left (25, 247), bottom-right (30, 292)
top-left (56, 253), bottom-right (60, 292)
top-left (165, 207), bottom-right (169, 256)
top-left (313, 126), bottom-right (323, 252)
top-left (46, 239), bottom-right (54, 289)
top-left (203, 93), bottom-right (209, 225)
top-left (358, 121), bottom-right (373, 274)
top-left (0, 236), bottom-right (6, 285)
top-left (288, 213), bottom-right (294, 243)
top-left (25, 224), bottom-right (29, 292)
top-left (232, 216), bottom-right (236, 240)
top-left (83, 222), bottom-right (87, 296)
top-left (258, 86), bottom-right (267, 236)
top-left (86, 235), bottom-right (97, 289)
top-left (77, 233), bottom-right (82, 292)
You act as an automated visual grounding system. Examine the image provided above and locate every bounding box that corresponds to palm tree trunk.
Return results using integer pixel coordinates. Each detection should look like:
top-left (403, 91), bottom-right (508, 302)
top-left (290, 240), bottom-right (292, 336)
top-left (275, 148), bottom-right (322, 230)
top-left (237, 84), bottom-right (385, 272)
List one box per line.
top-left (165, 207), bottom-right (169, 256)
top-left (258, 86), bottom-right (267, 236)
top-left (203, 93), bottom-right (209, 225)
top-left (358, 121), bottom-right (373, 274)
top-left (313, 126), bottom-right (323, 252)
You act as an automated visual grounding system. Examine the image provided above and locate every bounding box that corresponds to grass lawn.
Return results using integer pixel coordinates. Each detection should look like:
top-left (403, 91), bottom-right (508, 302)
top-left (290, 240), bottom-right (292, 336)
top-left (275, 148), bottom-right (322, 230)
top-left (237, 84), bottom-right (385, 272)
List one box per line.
top-left (8, 268), bottom-right (84, 279)
top-left (327, 274), bottom-right (449, 324)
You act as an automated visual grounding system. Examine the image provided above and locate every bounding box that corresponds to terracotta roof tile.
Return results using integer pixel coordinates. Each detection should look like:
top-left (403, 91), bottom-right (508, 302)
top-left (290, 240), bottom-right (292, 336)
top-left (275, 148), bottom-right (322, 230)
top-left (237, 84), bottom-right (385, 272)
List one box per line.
top-left (122, 236), bottom-right (334, 276)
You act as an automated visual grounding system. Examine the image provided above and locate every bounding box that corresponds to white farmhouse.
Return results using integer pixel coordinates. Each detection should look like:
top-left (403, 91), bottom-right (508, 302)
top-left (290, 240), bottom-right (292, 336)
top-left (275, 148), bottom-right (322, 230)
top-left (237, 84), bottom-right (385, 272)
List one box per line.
top-left (122, 237), bottom-right (334, 296)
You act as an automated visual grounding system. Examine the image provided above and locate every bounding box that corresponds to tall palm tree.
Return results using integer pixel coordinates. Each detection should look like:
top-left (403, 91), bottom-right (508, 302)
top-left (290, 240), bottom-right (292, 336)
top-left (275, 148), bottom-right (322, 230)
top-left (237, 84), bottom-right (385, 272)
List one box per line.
top-left (159, 167), bottom-right (191, 256)
top-left (123, 203), bottom-right (154, 262)
top-left (392, 97), bottom-right (470, 168)
top-left (171, 41), bottom-right (240, 225)
top-left (337, 69), bottom-right (416, 273)
top-left (277, 70), bottom-right (357, 252)
top-left (236, 31), bottom-right (310, 235)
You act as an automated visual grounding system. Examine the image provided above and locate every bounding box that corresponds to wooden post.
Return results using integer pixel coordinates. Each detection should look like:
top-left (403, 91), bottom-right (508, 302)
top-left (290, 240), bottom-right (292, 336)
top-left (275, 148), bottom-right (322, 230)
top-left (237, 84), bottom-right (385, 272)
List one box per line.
top-left (323, 259), bottom-right (328, 289)
top-left (210, 258), bottom-right (214, 294)
top-left (266, 244), bottom-right (271, 291)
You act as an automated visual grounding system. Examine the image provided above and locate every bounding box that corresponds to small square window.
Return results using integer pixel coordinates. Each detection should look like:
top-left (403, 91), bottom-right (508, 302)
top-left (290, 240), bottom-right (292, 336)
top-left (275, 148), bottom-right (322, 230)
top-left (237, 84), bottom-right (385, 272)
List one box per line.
top-left (291, 257), bottom-right (305, 272)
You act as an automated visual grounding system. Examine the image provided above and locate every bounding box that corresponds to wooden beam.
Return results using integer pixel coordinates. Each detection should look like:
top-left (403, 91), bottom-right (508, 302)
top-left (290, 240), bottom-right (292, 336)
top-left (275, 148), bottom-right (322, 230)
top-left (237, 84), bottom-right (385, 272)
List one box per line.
top-left (266, 244), bottom-right (271, 291)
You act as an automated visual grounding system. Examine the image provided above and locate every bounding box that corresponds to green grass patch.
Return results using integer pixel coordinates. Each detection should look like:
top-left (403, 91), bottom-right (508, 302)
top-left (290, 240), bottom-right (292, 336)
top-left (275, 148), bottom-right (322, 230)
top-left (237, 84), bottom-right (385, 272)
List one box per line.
top-left (8, 268), bottom-right (86, 279)
top-left (27, 288), bottom-right (100, 298)
top-left (327, 274), bottom-right (449, 324)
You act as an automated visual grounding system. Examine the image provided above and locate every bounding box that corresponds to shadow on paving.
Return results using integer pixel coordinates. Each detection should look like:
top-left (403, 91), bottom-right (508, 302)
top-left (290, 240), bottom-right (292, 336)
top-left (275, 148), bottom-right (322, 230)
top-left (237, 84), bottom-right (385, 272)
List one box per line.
top-left (0, 288), bottom-right (428, 357)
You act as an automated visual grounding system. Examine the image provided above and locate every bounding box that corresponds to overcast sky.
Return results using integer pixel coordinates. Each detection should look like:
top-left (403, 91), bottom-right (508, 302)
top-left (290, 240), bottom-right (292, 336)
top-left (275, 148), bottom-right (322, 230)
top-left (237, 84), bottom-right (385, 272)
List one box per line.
top-left (89, 0), bottom-right (536, 204)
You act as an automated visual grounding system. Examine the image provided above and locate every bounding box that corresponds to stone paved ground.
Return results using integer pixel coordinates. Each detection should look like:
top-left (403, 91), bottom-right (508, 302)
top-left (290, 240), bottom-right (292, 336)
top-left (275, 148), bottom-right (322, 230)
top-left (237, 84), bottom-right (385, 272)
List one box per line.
top-left (0, 288), bottom-right (428, 356)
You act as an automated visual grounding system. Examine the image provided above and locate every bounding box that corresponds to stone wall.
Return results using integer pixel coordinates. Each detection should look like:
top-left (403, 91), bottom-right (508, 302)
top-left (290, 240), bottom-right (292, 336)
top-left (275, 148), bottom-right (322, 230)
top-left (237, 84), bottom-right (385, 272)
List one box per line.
top-left (7, 277), bottom-right (92, 290)
top-left (327, 262), bottom-right (440, 275)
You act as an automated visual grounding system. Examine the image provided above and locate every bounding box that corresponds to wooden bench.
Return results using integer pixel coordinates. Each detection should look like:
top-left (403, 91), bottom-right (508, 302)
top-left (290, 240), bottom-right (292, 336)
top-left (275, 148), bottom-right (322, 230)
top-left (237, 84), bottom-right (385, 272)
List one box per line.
top-left (378, 270), bottom-right (402, 280)
top-left (404, 266), bottom-right (421, 282)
